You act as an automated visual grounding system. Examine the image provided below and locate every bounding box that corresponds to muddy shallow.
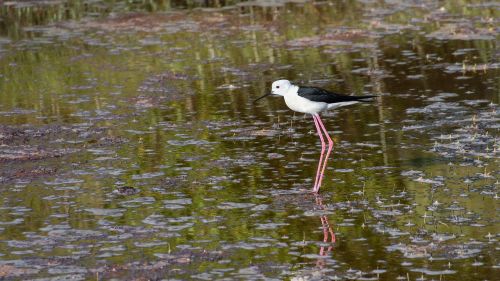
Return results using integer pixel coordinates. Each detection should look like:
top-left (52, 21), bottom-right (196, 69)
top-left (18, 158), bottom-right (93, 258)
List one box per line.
top-left (0, 0), bottom-right (498, 280)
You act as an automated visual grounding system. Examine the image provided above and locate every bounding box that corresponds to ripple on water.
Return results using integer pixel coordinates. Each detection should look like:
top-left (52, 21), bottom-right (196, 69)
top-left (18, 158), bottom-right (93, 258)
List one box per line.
top-left (0, 218), bottom-right (24, 225)
top-left (163, 198), bottom-right (192, 209)
top-left (47, 266), bottom-right (87, 275)
top-left (131, 171), bottom-right (164, 180)
top-left (84, 208), bottom-right (125, 217)
top-left (217, 202), bottom-right (256, 209)
top-left (410, 268), bottom-right (457, 276)
top-left (119, 196), bottom-right (155, 208)
top-left (255, 223), bottom-right (289, 230)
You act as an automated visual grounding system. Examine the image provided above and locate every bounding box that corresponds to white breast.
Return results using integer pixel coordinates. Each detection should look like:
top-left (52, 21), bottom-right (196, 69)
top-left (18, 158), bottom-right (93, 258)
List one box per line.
top-left (283, 86), bottom-right (327, 114)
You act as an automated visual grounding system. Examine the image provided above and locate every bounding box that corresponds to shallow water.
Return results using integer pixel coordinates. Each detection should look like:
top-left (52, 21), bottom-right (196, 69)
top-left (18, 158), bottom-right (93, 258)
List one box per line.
top-left (0, 0), bottom-right (498, 280)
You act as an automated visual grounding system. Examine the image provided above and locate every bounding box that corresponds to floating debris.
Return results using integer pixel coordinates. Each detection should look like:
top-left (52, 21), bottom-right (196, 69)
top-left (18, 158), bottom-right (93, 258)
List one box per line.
top-left (113, 186), bottom-right (140, 196)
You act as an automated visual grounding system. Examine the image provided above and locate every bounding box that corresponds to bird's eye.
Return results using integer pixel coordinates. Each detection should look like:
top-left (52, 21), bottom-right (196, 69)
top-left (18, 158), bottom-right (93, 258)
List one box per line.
top-left (276, 86), bottom-right (280, 89)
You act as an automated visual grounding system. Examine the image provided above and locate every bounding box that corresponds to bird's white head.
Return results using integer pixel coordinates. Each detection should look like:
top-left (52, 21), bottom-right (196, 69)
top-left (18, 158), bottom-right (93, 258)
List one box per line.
top-left (271, 79), bottom-right (292, 96)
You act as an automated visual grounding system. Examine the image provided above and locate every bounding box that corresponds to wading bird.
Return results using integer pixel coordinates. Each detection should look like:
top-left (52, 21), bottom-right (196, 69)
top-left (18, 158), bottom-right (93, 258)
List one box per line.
top-left (254, 79), bottom-right (376, 193)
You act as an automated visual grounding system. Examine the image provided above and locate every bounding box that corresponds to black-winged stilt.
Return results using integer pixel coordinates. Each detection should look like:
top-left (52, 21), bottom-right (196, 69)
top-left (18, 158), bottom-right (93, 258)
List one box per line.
top-left (255, 79), bottom-right (376, 193)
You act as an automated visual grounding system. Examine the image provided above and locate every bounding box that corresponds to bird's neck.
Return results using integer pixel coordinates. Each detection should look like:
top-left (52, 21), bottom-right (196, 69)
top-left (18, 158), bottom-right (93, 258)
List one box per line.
top-left (288, 85), bottom-right (299, 95)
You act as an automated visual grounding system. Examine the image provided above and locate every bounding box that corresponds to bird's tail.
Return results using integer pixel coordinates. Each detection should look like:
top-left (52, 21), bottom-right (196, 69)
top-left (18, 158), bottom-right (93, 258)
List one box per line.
top-left (353, 95), bottom-right (377, 102)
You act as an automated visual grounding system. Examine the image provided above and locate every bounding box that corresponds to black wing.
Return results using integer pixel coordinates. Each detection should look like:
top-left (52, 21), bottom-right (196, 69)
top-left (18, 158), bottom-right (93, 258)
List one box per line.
top-left (297, 86), bottom-right (376, 104)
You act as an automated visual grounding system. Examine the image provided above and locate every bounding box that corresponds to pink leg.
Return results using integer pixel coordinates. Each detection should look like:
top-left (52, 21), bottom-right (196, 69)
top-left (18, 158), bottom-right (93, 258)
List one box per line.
top-left (312, 115), bottom-right (326, 193)
top-left (314, 115), bottom-right (334, 192)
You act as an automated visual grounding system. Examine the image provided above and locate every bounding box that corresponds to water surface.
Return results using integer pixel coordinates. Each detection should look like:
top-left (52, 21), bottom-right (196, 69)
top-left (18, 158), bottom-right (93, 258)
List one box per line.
top-left (0, 0), bottom-right (498, 280)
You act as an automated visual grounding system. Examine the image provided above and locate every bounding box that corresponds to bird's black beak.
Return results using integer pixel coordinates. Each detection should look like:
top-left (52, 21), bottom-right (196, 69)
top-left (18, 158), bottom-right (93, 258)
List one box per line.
top-left (253, 92), bottom-right (273, 103)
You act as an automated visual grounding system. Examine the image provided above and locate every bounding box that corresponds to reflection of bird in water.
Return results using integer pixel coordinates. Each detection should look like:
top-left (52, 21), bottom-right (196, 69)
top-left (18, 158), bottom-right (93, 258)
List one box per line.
top-left (314, 194), bottom-right (335, 269)
top-left (255, 80), bottom-right (376, 193)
